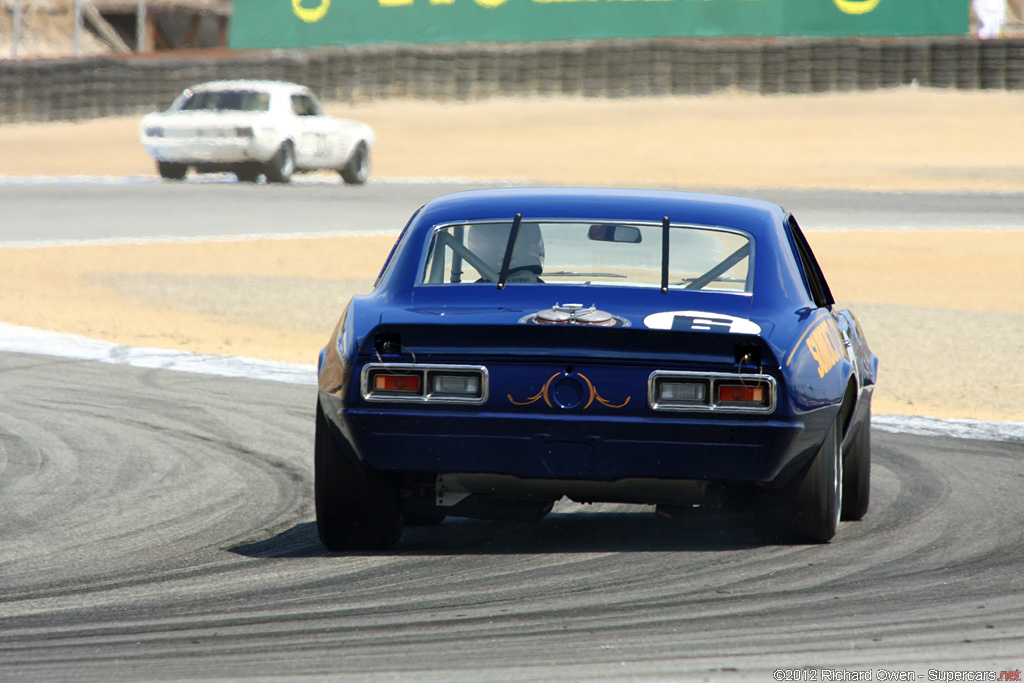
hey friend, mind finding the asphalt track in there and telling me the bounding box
[2,181,1024,682]
[4,177,1024,244]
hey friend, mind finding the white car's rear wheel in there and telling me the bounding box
[157,162,187,180]
[264,142,295,184]
[235,165,260,183]
[340,142,369,185]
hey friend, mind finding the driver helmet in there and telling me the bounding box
[466,222,545,276]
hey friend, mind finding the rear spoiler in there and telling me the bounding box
[362,322,780,370]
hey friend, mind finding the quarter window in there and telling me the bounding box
[291,95,321,117]
[787,215,834,308]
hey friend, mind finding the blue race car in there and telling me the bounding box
[316,188,878,550]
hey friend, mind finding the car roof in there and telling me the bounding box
[185,80,310,95]
[412,188,787,237]
[377,188,807,311]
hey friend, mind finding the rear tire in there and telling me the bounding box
[264,142,295,184]
[841,404,871,521]
[235,166,260,183]
[339,142,369,185]
[769,413,843,544]
[157,161,187,180]
[315,400,403,551]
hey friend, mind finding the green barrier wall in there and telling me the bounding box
[231,0,968,50]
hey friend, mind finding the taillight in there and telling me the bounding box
[373,373,421,394]
[655,379,709,406]
[717,384,766,405]
[363,364,487,404]
[649,371,775,413]
[430,373,480,398]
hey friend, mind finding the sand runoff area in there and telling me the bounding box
[1,89,1023,422]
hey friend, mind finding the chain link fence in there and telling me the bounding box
[2,36,1023,123]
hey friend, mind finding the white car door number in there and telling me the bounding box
[301,131,335,164]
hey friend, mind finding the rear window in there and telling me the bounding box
[421,221,752,293]
[178,90,270,112]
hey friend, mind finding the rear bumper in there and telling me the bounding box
[142,138,273,165]
[322,394,815,486]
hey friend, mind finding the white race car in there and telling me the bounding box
[140,80,375,184]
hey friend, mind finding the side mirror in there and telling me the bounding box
[588,224,642,244]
